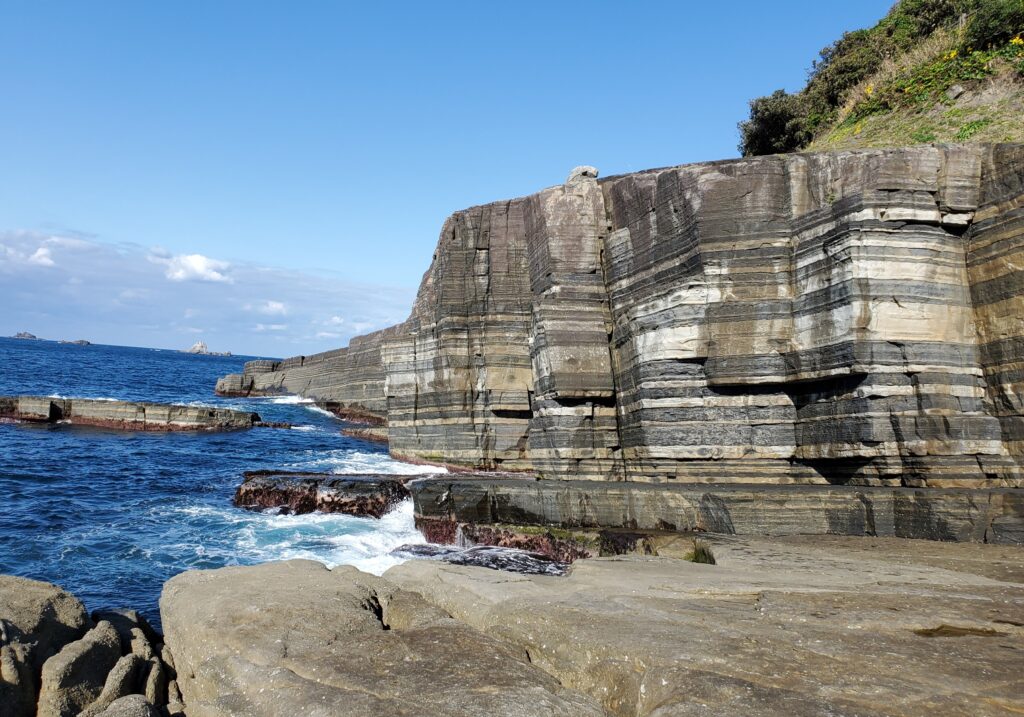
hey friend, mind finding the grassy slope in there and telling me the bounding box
[810,31,1024,149]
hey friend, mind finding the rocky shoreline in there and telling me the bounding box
[0,576,181,717]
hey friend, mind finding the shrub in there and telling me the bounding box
[687,539,716,565]
[963,0,1024,48]
[738,90,809,156]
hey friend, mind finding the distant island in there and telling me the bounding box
[12,331,40,340]
[185,340,231,357]
[58,339,91,346]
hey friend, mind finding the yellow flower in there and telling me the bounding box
[865,84,874,96]
[946,49,958,60]
[1011,36,1024,46]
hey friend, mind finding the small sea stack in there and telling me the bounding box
[0,396,276,432]
[233,471,411,518]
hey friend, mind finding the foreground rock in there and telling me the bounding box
[387,536,1024,716]
[0,576,89,716]
[0,396,278,431]
[410,477,1024,549]
[233,471,410,518]
[0,576,177,717]
[160,560,603,716]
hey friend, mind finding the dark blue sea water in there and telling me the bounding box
[0,338,438,628]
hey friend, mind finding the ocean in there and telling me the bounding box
[0,337,442,628]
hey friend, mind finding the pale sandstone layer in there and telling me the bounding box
[217,144,1024,488]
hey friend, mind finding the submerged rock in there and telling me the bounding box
[233,471,410,518]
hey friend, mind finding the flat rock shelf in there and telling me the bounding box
[0,396,282,431]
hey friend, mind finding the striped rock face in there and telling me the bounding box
[218,144,1024,487]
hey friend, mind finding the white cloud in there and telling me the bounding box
[150,252,232,283]
[0,230,414,355]
[258,300,288,316]
[27,247,55,266]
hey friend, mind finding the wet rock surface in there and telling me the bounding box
[0,396,270,432]
[0,576,179,717]
[160,560,604,716]
[233,471,411,518]
[392,543,569,576]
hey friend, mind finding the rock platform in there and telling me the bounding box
[0,396,274,432]
[157,536,1024,716]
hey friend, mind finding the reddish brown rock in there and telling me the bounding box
[233,471,410,518]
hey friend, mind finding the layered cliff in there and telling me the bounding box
[218,144,1024,488]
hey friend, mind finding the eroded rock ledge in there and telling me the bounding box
[409,477,1024,549]
[0,396,277,432]
[216,144,1024,489]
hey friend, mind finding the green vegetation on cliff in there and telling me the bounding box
[739,0,1024,154]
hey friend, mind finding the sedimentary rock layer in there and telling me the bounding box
[0,396,266,432]
[409,476,1024,545]
[217,144,1024,488]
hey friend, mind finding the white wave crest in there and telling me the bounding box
[288,449,447,475]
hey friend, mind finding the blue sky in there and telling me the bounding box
[0,1,892,356]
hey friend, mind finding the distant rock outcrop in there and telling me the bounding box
[12,332,39,340]
[217,144,1024,490]
[0,396,277,431]
[184,341,230,356]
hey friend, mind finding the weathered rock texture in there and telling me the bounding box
[387,536,1024,717]
[0,397,267,432]
[0,576,176,717]
[160,560,604,716]
[233,471,410,518]
[217,144,1024,488]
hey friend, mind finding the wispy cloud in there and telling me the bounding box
[0,231,413,356]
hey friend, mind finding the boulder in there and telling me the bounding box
[37,621,122,717]
[0,575,89,717]
[160,560,604,716]
[78,654,146,717]
[93,695,160,717]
